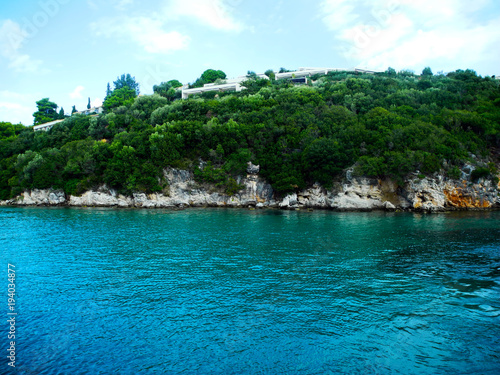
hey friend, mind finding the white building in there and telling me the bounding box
[182,74,269,99]
[354,68,380,74]
[33,105,105,131]
[33,119,65,132]
[181,67,382,99]
[74,106,104,116]
[275,67,347,80]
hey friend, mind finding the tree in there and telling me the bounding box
[87,97,91,109]
[153,82,171,96]
[102,87,136,111]
[422,67,433,77]
[33,98,58,125]
[265,69,275,80]
[246,71,258,80]
[58,107,65,119]
[153,82,180,101]
[386,67,396,77]
[303,138,351,186]
[113,74,140,95]
[167,79,183,88]
[200,69,227,84]
[0,122,15,138]
[106,83,112,98]
[72,105,77,114]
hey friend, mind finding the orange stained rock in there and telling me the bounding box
[444,189,491,208]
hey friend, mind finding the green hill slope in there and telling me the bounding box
[1,68,499,200]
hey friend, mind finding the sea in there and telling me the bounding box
[1,207,499,374]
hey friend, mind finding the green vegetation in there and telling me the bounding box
[190,69,227,88]
[103,74,140,111]
[153,80,183,102]
[33,98,65,125]
[1,68,499,200]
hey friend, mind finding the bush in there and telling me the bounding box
[471,167,490,182]
[447,166,461,180]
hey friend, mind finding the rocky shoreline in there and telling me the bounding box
[1,165,499,212]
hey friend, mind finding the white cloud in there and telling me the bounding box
[70,86,85,99]
[320,0,359,31]
[87,0,134,10]
[0,102,23,110]
[320,0,500,73]
[361,17,500,72]
[0,19,43,73]
[90,0,244,54]
[114,0,134,9]
[165,0,245,32]
[91,16,190,54]
[0,91,37,125]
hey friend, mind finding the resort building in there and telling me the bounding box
[33,119,65,132]
[34,106,105,131]
[181,74,269,99]
[274,67,347,80]
[74,106,104,116]
[354,68,379,74]
[180,67,382,99]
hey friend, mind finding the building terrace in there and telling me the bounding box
[181,67,381,99]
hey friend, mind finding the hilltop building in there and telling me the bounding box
[181,67,381,99]
[74,106,104,116]
[181,74,269,99]
[33,106,104,131]
[33,119,65,132]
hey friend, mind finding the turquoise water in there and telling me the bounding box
[1,207,499,374]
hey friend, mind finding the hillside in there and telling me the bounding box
[1,68,499,207]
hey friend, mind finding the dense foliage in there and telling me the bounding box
[33,98,65,125]
[190,69,228,88]
[1,68,499,200]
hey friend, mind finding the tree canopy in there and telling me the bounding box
[153,81,182,101]
[102,87,136,111]
[201,69,227,84]
[33,98,59,125]
[167,79,183,88]
[191,69,227,88]
[2,67,499,200]
[113,74,140,95]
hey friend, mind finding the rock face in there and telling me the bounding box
[12,189,67,206]
[403,174,499,211]
[2,167,499,212]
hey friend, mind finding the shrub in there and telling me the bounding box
[471,167,490,182]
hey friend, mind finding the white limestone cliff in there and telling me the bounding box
[2,165,499,212]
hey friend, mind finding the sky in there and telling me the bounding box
[1,0,499,126]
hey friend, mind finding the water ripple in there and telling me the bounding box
[1,208,499,374]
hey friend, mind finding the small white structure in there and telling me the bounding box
[354,68,380,74]
[275,67,347,80]
[75,106,104,116]
[33,119,64,132]
[182,82,245,99]
[181,67,382,99]
[182,74,269,99]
